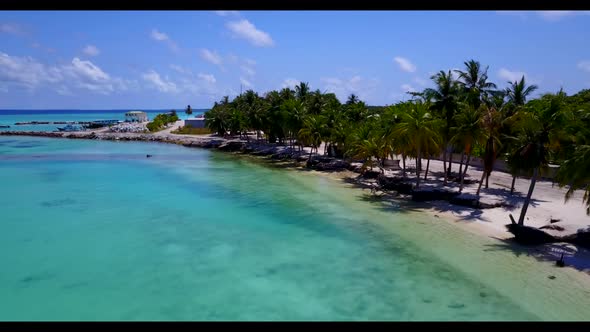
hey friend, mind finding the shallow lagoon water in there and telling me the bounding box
[1,136,589,321]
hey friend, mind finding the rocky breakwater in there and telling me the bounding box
[108,122,148,133]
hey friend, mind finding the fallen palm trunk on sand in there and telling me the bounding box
[506,214,590,249]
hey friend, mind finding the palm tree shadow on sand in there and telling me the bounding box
[484,236,590,275]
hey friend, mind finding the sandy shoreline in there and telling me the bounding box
[2,129,590,276]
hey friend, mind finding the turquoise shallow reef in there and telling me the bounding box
[0,136,589,321]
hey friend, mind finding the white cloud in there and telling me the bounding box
[199,48,222,66]
[69,57,110,81]
[150,29,169,41]
[169,64,192,75]
[197,73,216,84]
[498,68,527,83]
[578,60,590,73]
[0,23,26,36]
[150,29,179,53]
[281,78,300,89]
[497,11,590,22]
[536,11,579,21]
[0,52,127,95]
[401,84,416,93]
[322,75,378,102]
[63,58,119,94]
[0,52,61,89]
[82,45,100,57]
[142,70,178,93]
[240,77,253,89]
[226,19,274,47]
[393,56,416,73]
[214,11,240,17]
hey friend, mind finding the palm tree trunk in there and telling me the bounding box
[442,145,448,185]
[415,148,421,188]
[485,173,490,189]
[458,151,465,180]
[476,168,486,196]
[459,153,471,193]
[518,167,539,225]
[402,154,407,178]
[462,154,471,180]
[446,146,453,176]
[510,175,517,195]
[424,156,430,180]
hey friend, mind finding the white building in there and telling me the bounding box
[185,115,205,128]
[125,111,148,122]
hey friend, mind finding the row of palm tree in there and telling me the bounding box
[203,59,590,224]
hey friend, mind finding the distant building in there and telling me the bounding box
[185,115,205,128]
[125,111,148,122]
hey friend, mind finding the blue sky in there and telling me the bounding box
[0,10,589,109]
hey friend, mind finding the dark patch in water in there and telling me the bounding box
[422,298,433,304]
[10,140,45,149]
[20,272,55,284]
[40,198,77,208]
[479,292,487,298]
[0,139,18,145]
[448,302,465,309]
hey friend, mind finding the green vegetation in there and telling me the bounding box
[203,60,590,220]
[146,113,179,132]
[172,125,211,135]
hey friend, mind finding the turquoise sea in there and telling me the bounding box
[1,136,589,321]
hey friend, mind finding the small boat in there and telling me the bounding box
[57,124,82,132]
[0,125,10,128]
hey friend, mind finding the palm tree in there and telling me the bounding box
[451,103,486,192]
[422,70,461,185]
[476,97,505,196]
[295,82,310,102]
[298,114,326,161]
[555,108,590,215]
[455,59,498,108]
[392,101,441,188]
[506,76,538,107]
[204,96,231,136]
[346,93,360,105]
[508,91,568,225]
[281,98,306,150]
[555,144,590,215]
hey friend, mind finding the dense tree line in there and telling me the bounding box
[204,59,590,222]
